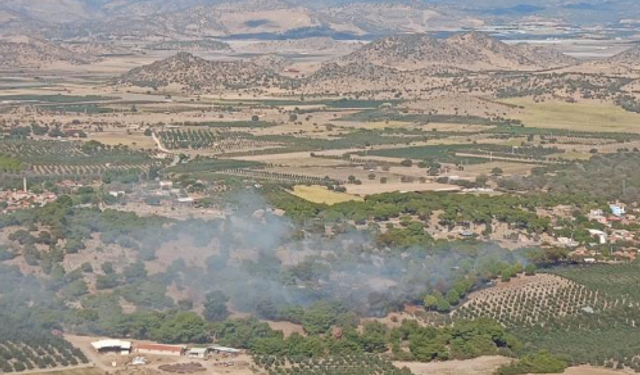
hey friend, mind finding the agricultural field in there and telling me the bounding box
[86,131,157,149]
[454,274,615,327]
[254,355,413,375]
[551,263,640,306]
[0,325,88,373]
[0,140,162,178]
[455,264,640,371]
[157,129,284,155]
[165,157,264,174]
[500,99,640,133]
[291,185,364,205]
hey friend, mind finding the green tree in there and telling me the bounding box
[424,295,439,310]
[476,174,489,187]
[525,263,537,276]
[445,290,461,305]
[152,312,207,344]
[302,302,341,335]
[203,291,230,323]
[400,159,413,167]
[497,351,568,375]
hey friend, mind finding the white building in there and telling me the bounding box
[209,345,241,355]
[91,340,132,355]
[588,229,608,245]
[187,348,208,359]
[610,204,626,218]
[136,344,185,357]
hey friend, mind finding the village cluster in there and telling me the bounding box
[3,176,640,266]
[0,178,208,215]
[559,203,640,262]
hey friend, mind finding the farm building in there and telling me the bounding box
[136,344,186,357]
[91,340,132,355]
[187,348,208,359]
[209,345,241,355]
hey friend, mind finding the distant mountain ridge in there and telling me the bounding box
[0,0,478,39]
[114,32,585,97]
[0,35,93,69]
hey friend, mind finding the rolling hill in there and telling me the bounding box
[338,31,577,71]
[602,45,640,68]
[115,52,294,91]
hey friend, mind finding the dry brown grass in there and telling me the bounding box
[87,132,157,149]
[291,185,363,205]
[394,356,511,375]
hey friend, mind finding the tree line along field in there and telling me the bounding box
[338,108,520,127]
[359,143,565,165]
[165,157,264,174]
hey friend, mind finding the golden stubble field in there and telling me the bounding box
[501,98,640,133]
